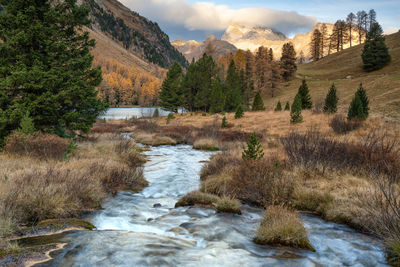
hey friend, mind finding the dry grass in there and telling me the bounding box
[254,206,314,251]
[215,197,241,215]
[132,132,177,146]
[0,133,147,248]
[193,138,220,151]
[175,191,219,208]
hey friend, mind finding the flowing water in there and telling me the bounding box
[33,145,388,267]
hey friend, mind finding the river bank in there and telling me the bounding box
[0,133,148,266]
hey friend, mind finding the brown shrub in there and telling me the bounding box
[200,152,240,180]
[330,114,362,134]
[5,132,70,159]
[161,126,194,144]
[132,119,160,133]
[91,123,127,133]
[281,129,400,180]
[230,158,295,206]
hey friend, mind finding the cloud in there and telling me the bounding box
[119,0,316,40]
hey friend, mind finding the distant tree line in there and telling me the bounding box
[159,43,297,112]
[310,9,378,61]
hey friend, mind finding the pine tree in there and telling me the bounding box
[323,84,339,114]
[225,60,242,112]
[291,94,303,124]
[209,78,225,113]
[284,101,290,111]
[310,29,322,61]
[275,101,282,111]
[235,105,244,119]
[153,108,160,118]
[19,112,35,135]
[297,80,313,109]
[348,94,366,120]
[362,22,391,71]
[280,43,297,81]
[159,62,183,112]
[242,132,264,160]
[252,91,265,111]
[221,116,227,128]
[355,84,370,118]
[0,0,107,144]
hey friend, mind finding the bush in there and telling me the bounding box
[215,197,241,215]
[281,129,400,179]
[284,101,290,111]
[153,108,160,118]
[166,113,175,124]
[19,112,35,135]
[5,132,70,159]
[254,206,314,250]
[200,152,240,180]
[330,114,362,134]
[230,159,295,206]
[175,191,219,207]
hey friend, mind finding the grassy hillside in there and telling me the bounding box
[263,31,400,121]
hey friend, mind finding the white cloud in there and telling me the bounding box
[120,0,316,38]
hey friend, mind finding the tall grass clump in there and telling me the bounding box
[254,206,314,250]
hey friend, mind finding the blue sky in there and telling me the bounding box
[121,0,400,41]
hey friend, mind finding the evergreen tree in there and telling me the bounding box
[19,112,35,135]
[159,62,183,112]
[280,43,297,81]
[323,84,339,114]
[355,84,370,118]
[362,22,391,71]
[348,94,366,120]
[0,0,107,144]
[221,116,227,128]
[209,78,225,113]
[224,60,242,111]
[242,132,264,160]
[153,108,160,118]
[275,101,282,111]
[235,105,244,119]
[291,94,303,124]
[297,80,313,109]
[252,91,265,111]
[194,54,217,111]
[284,101,290,111]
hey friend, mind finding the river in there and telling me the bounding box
[33,144,388,267]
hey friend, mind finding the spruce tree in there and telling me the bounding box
[209,78,225,113]
[159,62,183,112]
[291,94,303,124]
[252,91,265,111]
[221,116,227,128]
[19,112,35,135]
[0,0,107,144]
[362,22,391,71]
[224,60,242,112]
[323,84,339,114]
[153,108,160,118]
[235,105,244,119]
[242,132,264,160]
[348,94,366,120]
[355,84,369,118]
[284,101,290,111]
[275,101,282,111]
[297,80,313,109]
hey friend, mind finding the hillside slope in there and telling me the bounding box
[262,31,400,121]
[87,0,187,68]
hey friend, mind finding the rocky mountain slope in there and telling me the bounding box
[172,36,237,61]
[86,0,187,68]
